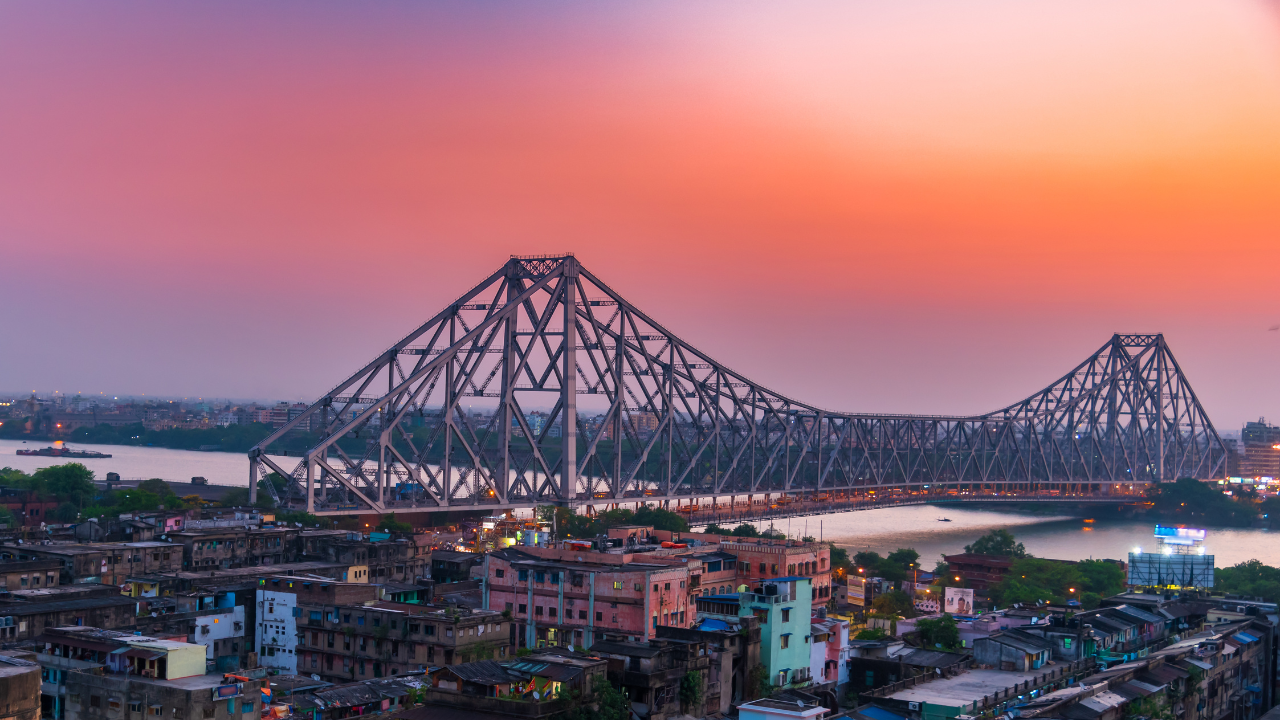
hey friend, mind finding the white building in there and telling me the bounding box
[195,605,245,671]
[256,587,298,674]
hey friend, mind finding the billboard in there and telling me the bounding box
[944,587,974,615]
[1153,526,1206,546]
[1128,552,1214,589]
[847,577,866,606]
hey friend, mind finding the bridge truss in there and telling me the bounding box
[249,255,1226,515]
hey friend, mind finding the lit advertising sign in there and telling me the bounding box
[1154,525,1206,545]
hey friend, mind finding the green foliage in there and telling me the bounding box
[51,502,79,523]
[965,529,1027,557]
[746,664,771,700]
[678,671,704,711]
[703,523,731,535]
[377,513,413,533]
[220,487,251,507]
[37,464,96,506]
[732,523,760,537]
[631,506,689,532]
[915,613,962,651]
[561,677,628,720]
[115,489,162,513]
[0,504,15,527]
[871,590,914,617]
[1215,560,1280,604]
[991,557,1123,607]
[829,544,852,574]
[1146,477,1257,527]
[1077,560,1126,596]
[851,549,920,583]
[855,627,888,640]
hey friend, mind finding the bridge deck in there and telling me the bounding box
[290,489,1150,518]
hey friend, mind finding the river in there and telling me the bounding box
[3,438,1276,566]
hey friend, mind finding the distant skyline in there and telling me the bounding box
[3,2,1280,431]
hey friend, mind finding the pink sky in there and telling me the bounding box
[2,1,1280,430]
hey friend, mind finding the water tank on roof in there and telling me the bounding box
[765,584,778,596]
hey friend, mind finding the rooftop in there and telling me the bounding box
[886,669,1049,707]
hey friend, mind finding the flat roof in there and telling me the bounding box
[886,669,1046,707]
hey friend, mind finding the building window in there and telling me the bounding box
[664,582,670,591]
[781,609,790,622]
[548,608,557,618]
[150,706,162,716]
[535,572,545,583]
[519,570,528,581]
[771,564,778,575]
[596,611,603,622]
[759,563,766,573]
[613,581,622,590]
[90,696,101,709]
[518,604,527,615]
[550,572,560,583]
[496,569,505,578]
[634,583,642,591]
[579,610,588,620]
[780,635,790,649]
[535,607,543,616]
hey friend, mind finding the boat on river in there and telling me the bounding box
[16,440,112,459]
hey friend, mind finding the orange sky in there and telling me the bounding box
[2,1,1279,430]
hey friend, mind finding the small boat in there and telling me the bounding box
[937,517,952,522]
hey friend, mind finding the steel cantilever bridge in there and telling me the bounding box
[248,255,1226,518]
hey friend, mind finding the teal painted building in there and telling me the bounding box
[696,577,814,689]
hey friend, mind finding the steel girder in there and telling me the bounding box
[248,255,1227,514]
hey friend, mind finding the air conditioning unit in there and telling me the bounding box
[909,703,920,711]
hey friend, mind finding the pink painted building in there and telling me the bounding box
[483,546,695,650]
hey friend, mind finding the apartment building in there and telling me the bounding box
[168,526,300,570]
[4,543,182,585]
[484,546,695,650]
[257,575,510,684]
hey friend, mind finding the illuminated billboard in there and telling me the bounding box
[1153,525,1206,545]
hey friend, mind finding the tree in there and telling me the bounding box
[220,487,250,506]
[678,671,704,712]
[853,551,884,575]
[0,505,15,528]
[992,557,1083,606]
[35,463,96,507]
[704,523,731,535]
[51,502,79,523]
[855,627,888,640]
[377,513,413,534]
[1215,560,1280,604]
[1146,477,1257,527]
[829,544,852,575]
[115,489,161,514]
[965,529,1027,558]
[732,524,761,537]
[871,590,913,617]
[631,507,689,532]
[887,548,922,574]
[1077,560,1125,597]
[915,614,962,651]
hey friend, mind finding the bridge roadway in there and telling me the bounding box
[294,485,1152,519]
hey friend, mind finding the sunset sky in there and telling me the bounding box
[3,1,1280,431]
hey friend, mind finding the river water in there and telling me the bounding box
[3,438,1276,566]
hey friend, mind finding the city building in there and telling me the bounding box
[0,651,41,720]
[699,577,815,690]
[484,546,695,649]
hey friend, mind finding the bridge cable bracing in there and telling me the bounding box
[248,255,1226,516]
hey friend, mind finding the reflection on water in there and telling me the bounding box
[733,504,1279,568]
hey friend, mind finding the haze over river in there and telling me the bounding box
[4,438,1276,567]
